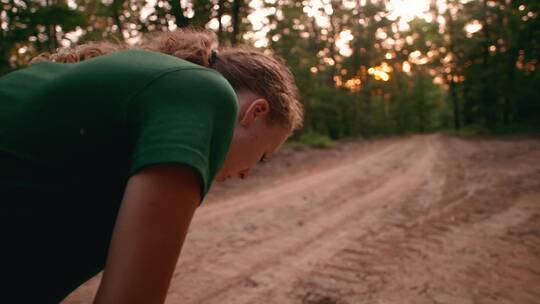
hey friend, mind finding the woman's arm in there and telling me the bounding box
[94,164,201,304]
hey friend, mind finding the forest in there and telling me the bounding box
[1,0,539,141]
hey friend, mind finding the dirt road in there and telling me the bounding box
[65,135,540,304]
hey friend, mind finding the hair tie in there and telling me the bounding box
[209,49,218,67]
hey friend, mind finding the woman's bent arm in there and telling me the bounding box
[94,164,201,304]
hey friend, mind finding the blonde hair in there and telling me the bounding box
[32,28,303,130]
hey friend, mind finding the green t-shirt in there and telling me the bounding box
[0,49,237,197]
[0,49,237,302]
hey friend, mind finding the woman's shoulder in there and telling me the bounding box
[85,49,232,93]
[89,49,206,72]
[131,60,238,112]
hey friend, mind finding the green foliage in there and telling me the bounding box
[291,132,334,149]
[1,0,539,137]
[441,125,491,137]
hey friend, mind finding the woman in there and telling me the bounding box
[1,28,303,303]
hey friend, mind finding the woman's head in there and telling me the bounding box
[140,29,304,181]
[215,90,293,182]
[33,28,304,181]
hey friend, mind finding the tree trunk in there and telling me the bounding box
[170,0,190,28]
[231,0,241,45]
[217,0,225,43]
[45,0,57,52]
[327,4,338,86]
[417,74,426,133]
[0,30,10,74]
[502,0,515,125]
[445,0,461,130]
[449,78,461,130]
[112,0,125,41]
[462,79,474,126]
[480,0,496,128]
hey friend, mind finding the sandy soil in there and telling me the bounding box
[64,135,540,304]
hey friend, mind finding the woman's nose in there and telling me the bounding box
[238,169,250,179]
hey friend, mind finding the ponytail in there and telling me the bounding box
[140,28,217,67]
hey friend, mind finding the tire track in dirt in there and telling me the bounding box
[290,136,540,304]
[165,136,439,304]
[240,137,445,304]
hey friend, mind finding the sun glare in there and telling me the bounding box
[387,0,431,30]
[336,29,354,57]
[368,62,393,82]
[387,0,430,21]
[464,20,483,37]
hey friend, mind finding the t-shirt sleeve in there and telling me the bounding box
[126,68,238,199]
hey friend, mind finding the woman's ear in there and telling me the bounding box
[239,99,270,126]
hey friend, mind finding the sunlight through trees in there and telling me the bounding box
[1,0,539,136]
